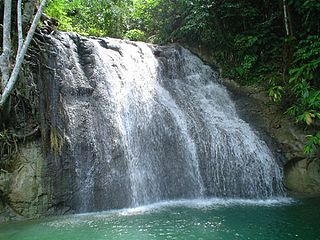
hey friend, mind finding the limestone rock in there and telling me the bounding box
[285,159,320,193]
[0,141,48,222]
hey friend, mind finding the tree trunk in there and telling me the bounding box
[17,0,24,56]
[0,0,47,108]
[0,0,12,90]
[283,0,293,37]
[282,0,294,83]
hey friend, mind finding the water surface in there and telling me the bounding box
[1,197,319,240]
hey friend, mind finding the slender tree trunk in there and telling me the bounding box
[0,0,47,108]
[282,0,293,37]
[282,0,294,83]
[17,0,24,56]
[0,0,12,90]
[283,0,290,36]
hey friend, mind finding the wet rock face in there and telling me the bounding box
[222,80,320,193]
[39,31,285,216]
[186,46,320,194]
[0,142,47,222]
[221,79,306,162]
[221,79,320,193]
[187,46,306,158]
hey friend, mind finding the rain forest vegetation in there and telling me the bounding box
[0,0,319,159]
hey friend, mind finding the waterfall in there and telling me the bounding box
[42,32,284,213]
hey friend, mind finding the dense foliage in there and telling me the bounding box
[45,0,131,37]
[44,0,319,157]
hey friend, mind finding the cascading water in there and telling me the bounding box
[42,32,284,213]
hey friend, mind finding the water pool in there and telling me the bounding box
[1,197,319,240]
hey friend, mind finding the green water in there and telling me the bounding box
[1,197,319,240]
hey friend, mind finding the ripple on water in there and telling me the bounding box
[1,197,319,240]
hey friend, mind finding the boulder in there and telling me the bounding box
[0,141,48,222]
[285,159,320,193]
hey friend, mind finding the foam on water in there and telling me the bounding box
[117,197,295,215]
